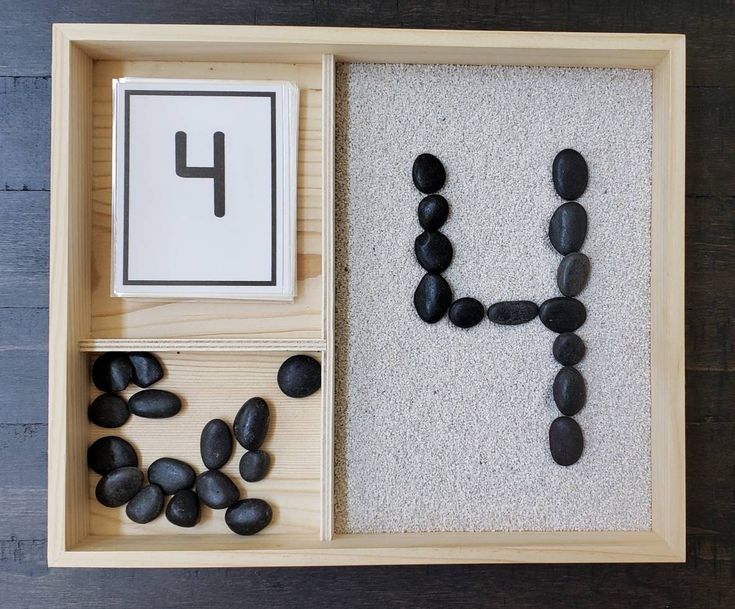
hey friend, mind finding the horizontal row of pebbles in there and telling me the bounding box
[411,154,540,329]
[87,353,322,535]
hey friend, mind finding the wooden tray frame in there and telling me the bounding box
[49,24,685,567]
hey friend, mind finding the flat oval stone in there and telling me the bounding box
[125,484,164,524]
[195,470,240,509]
[552,332,586,366]
[200,418,233,470]
[225,498,273,536]
[448,297,485,328]
[413,273,452,323]
[128,389,181,419]
[487,301,538,325]
[553,366,586,416]
[277,354,321,398]
[557,252,590,297]
[166,489,200,528]
[539,297,587,333]
[549,201,587,255]
[88,393,129,428]
[233,397,270,450]
[549,416,584,466]
[239,450,271,482]
[92,352,132,392]
[414,231,453,273]
[95,466,143,508]
[417,194,449,230]
[412,153,446,194]
[128,352,164,388]
[87,436,138,475]
[148,458,196,495]
[552,148,589,200]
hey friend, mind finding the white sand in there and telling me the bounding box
[334,63,652,533]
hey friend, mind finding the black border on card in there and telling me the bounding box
[122,89,278,287]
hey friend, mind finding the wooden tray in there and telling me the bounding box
[49,24,685,567]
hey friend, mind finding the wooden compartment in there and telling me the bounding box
[49,24,685,566]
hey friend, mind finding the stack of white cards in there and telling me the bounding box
[111,78,299,300]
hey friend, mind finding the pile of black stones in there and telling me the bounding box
[87,351,322,534]
[411,149,591,467]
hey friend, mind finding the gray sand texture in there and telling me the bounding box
[334,63,653,533]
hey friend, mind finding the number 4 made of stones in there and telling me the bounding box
[411,149,590,467]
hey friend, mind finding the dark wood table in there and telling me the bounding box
[1,1,732,606]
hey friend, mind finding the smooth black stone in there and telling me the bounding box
[448,297,485,328]
[413,272,452,324]
[417,194,449,230]
[200,418,233,470]
[87,436,138,475]
[95,466,143,508]
[239,450,271,483]
[125,484,164,524]
[557,252,591,297]
[128,389,181,419]
[277,354,321,398]
[548,201,587,255]
[225,498,273,536]
[166,489,200,528]
[487,301,538,325]
[414,230,453,273]
[92,352,133,392]
[553,366,587,416]
[412,153,446,194]
[538,297,587,333]
[233,397,270,450]
[128,352,164,388]
[88,393,129,428]
[552,148,589,201]
[147,458,196,495]
[553,333,586,366]
[549,416,584,466]
[195,470,240,509]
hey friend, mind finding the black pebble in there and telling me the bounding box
[553,332,586,366]
[557,252,591,297]
[549,201,588,255]
[553,366,586,416]
[448,297,485,328]
[195,470,240,509]
[166,489,200,528]
[487,301,538,325]
[552,148,589,201]
[414,231,453,273]
[413,273,452,323]
[539,297,587,333]
[277,354,321,398]
[233,397,270,450]
[225,498,273,536]
[148,457,196,495]
[88,393,129,428]
[92,352,133,392]
[412,153,446,194]
[95,466,143,508]
[87,436,138,475]
[128,352,164,388]
[417,194,449,230]
[128,389,181,418]
[200,418,233,470]
[125,484,165,523]
[549,416,584,466]
[239,450,271,482]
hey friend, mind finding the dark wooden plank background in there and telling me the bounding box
[0,1,732,606]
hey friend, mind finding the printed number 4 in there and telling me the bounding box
[175,131,226,218]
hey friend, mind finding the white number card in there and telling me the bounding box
[111,78,299,299]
